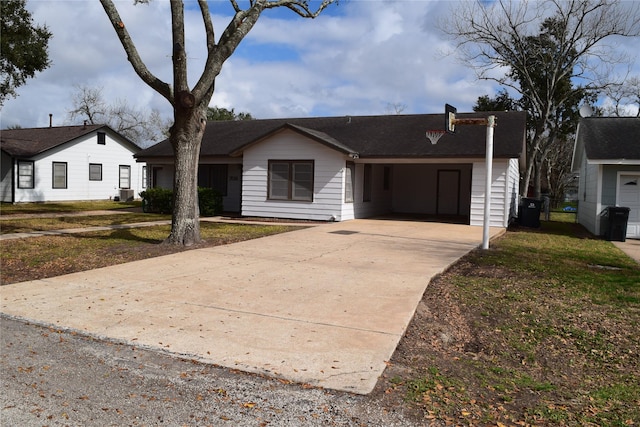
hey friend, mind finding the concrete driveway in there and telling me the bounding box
[1,219,504,394]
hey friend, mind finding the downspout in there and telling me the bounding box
[11,157,16,203]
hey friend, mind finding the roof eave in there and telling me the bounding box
[587,159,640,165]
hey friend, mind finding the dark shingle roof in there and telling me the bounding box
[1,124,139,157]
[137,111,527,160]
[577,117,640,160]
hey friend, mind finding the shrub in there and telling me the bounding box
[198,187,223,217]
[140,187,223,217]
[140,188,173,214]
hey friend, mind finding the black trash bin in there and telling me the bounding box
[605,206,630,242]
[519,198,542,228]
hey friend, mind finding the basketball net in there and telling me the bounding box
[426,130,445,145]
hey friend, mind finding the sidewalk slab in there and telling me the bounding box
[612,239,640,264]
[1,219,504,394]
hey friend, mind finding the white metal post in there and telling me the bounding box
[482,115,496,250]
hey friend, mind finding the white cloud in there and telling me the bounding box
[2,0,638,131]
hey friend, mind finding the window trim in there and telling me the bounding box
[17,160,34,189]
[119,165,131,189]
[52,162,68,189]
[142,166,147,188]
[345,161,355,203]
[89,163,103,181]
[267,160,314,202]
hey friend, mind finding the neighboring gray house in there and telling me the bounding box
[1,124,145,203]
[572,117,640,239]
[136,112,527,227]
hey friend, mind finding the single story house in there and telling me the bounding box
[1,124,146,203]
[136,111,527,227]
[572,117,640,239]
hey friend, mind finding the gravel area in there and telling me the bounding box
[1,316,421,427]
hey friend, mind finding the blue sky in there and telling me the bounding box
[1,0,638,129]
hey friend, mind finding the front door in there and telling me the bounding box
[618,173,640,238]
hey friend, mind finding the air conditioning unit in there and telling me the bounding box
[119,189,135,201]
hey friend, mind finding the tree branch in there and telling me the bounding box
[192,0,337,103]
[99,0,172,103]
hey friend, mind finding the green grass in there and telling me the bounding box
[0,200,141,215]
[395,220,640,426]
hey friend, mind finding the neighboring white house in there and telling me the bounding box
[136,112,527,227]
[1,124,145,203]
[572,117,640,239]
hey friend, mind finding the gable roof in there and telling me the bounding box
[136,111,527,160]
[230,123,359,157]
[572,117,640,170]
[1,124,140,158]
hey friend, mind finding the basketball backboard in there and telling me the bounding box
[445,104,457,134]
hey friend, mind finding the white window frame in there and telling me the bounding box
[268,160,314,202]
[52,162,67,189]
[119,165,131,189]
[17,160,34,189]
[89,163,102,181]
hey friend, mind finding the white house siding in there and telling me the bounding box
[505,158,520,225]
[241,130,346,221]
[470,160,512,227]
[352,163,393,219]
[149,163,174,189]
[1,151,12,202]
[577,157,601,235]
[12,132,143,203]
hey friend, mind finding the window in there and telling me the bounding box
[198,164,227,195]
[363,164,372,202]
[119,165,131,189]
[345,161,355,203]
[52,162,67,189]
[89,163,102,181]
[268,160,314,201]
[17,161,34,189]
[97,132,106,145]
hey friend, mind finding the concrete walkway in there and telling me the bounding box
[1,220,502,394]
[613,239,640,264]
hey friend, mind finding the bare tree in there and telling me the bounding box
[67,84,170,147]
[385,102,407,115]
[441,0,640,197]
[99,0,335,246]
[601,76,640,117]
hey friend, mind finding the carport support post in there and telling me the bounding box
[482,116,496,250]
[449,114,496,249]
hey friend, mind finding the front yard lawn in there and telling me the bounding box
[377,221,640,426]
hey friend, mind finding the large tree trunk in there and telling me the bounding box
[165,103,208,246]
[99,0,336,246]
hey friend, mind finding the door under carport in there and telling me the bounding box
[391,163,472,222]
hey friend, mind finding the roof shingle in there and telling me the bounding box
[1,124,139,157]
[137,111,527,160]
[577,117,640,160]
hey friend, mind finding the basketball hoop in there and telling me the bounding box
[426,129,446,145]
